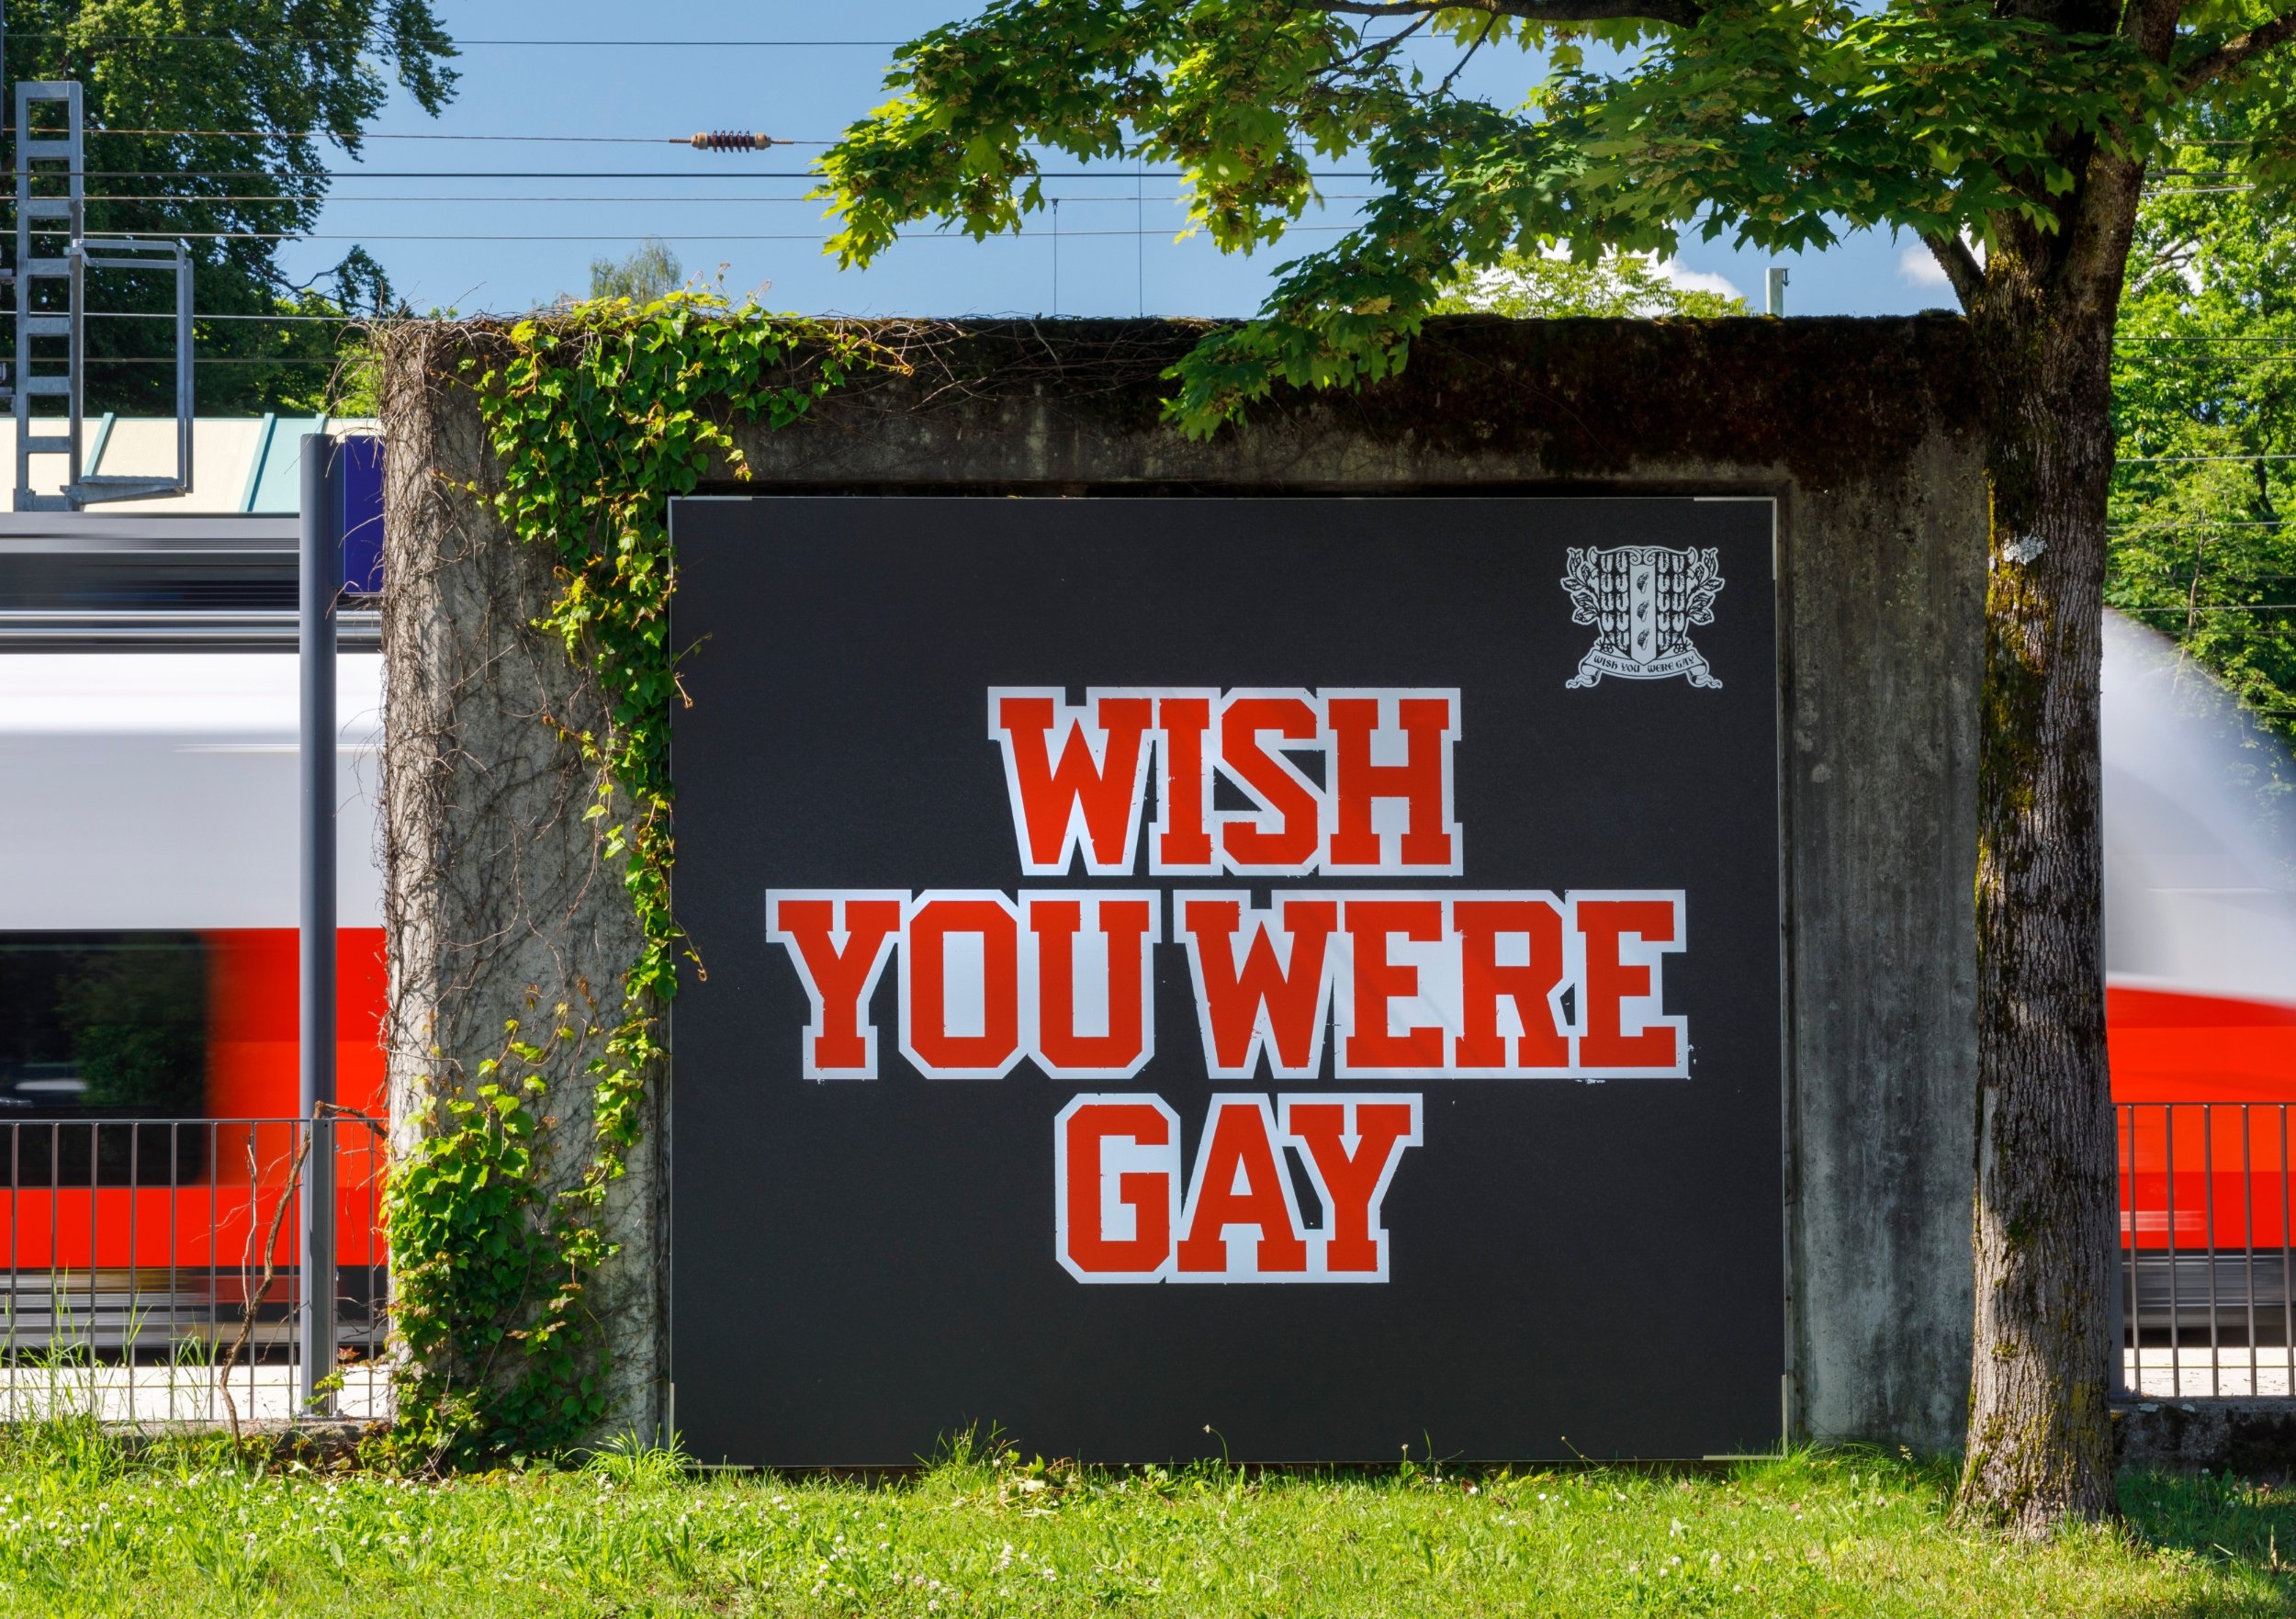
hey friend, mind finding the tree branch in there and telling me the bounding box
[1428,17,1502,101]
[2127,235,2200,297]
[2178,6,2296,94]
[1922,230,1986,310]
[1300,0,1704,30]
[1314,11,1434,84]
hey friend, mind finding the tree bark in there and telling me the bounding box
[1954,188,2136,1530]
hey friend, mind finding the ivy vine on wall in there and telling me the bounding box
[382,295,893,1457]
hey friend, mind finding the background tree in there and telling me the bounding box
[59,939,206,1116]
[1433,248,1748,316]
[589,239,684,304]
[4,0,456,413]
[818,0,2296,1531]
[2110,92,2296,843]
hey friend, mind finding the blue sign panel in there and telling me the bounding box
[339,436,386,596]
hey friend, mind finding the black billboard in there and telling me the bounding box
[670,495,1784,1465]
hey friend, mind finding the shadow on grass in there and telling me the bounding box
[2122,1469,2296,1588]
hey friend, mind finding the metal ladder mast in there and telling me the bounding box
[1,40,195,509]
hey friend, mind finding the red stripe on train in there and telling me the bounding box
[2110,984,2296,1107]
[0,928,388,1272]
[2111,984,2296,1252]
[206,928,388,1120]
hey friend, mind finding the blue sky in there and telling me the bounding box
[276,1,1956,320]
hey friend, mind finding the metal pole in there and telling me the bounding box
[1765,266,1789,317]
[174,239,192,489]
[298,433,338,1415]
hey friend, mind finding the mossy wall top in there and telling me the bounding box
[681,313,1981,492]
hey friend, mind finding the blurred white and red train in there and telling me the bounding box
[0,646,386,1303]
[0,504,387,1317]
[2101,612,2296,1332]
[0,512,2291,1324]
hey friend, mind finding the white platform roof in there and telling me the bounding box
[0,414,377,513]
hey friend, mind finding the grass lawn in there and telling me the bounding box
[0,1425,2290,1616]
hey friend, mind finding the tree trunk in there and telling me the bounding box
[1954,242,2128,1531]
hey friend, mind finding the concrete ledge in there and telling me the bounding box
[2115,1399,2296,1472]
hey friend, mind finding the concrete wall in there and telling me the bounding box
[2117,1400,2296,1472]
[381,315,1986,1450]
[378,330,665,1435]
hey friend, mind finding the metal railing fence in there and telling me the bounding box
[0,1114,388,1424]
[0,1103,2286,1416]
[2122,1101,2296,1399]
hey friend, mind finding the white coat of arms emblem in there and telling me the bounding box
[1561,545,1725,690]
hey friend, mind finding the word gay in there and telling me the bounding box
[1056,1093,1423,1282]
[765,889,1687,1081]
[990,687,1464,875]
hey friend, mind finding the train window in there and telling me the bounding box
[0,933,208,1185]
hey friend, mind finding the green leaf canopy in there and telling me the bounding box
[816,0,2296,431]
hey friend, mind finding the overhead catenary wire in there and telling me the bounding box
[10,190,2282,224]
[2054,618,2296,646]
[51,168,1387,180]
[88,311,356,321]
[9,33,911,46]
[34,123,2296,367]
[81,128,1384,153]
[10,29,1526,51]
[2117,577,2296,588]
[82,311,2296,333]
[48,191,1352,205]
[80,226,1361,242]
[2133,577,2296,585]
[85,127,827,145]
[2121,453,2296,462]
